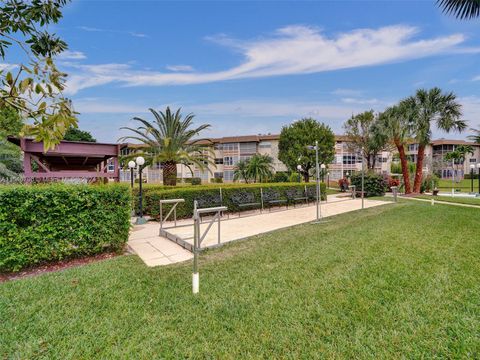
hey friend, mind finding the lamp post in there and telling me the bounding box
[297,164,302,183]
[320,163,326,203]
[361,148,365,209]
[306,141,321,221]
[327,172,330,189]
[135,156,146,225]
[470,164,475,193]
[477,163,480,194]
[128,160,136,189]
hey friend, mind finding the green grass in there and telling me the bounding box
[438,178,479,192]
[2,202,480,358]
[413,194,480,206]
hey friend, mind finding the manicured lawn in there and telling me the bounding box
[414,194,480,206]
[2,201,480,358]
[438,178,478,192]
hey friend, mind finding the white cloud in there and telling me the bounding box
[57,50,87,60]
[460,96,480,128]
[0,63,17,71]
[341,97,379,105]
[472,75,480,81]
[64,24,476,94]
[166,65,195,72]
[78,26,148,38]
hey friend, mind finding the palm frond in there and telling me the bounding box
[437,0,480,19]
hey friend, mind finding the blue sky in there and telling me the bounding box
[48,0,480,142]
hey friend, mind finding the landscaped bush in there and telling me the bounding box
[0,184,131,272]
[141,182,326,219]
[191,177,202,185]
[386,176,400,192]
[421,174,440,193]
[350,172,386,197]
[272,172,289,183]
[289,173,301,182]
[210,177,223,183]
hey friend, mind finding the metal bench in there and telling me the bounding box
[286,188,308,207]
[262,189,287,211]
[195,193,224,221]
[230,191,261,216]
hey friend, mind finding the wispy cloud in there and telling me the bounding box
[57,50,87,60]
[341,97,379,105]
[78,26,148,38]
[0,63,17,71]
[64,24,477,94]
[166,65,195,72]
[472,75,480,81]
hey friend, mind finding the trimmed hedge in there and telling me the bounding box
[140,182,326,219]
[350,172,386,197]
[0,184,131,272]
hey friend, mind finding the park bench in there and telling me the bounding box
[230,191,261,216]
[286,188,308,207]
[195,193,224,220]
[262,189,287,211]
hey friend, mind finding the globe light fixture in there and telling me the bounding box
[135,156,145,166]
[135,156,147,224]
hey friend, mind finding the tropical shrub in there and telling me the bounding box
[140,182,326,219]
[421,174,440,193]
[191,177,202,185]
[210,177,223,183]
[387,176,400,192]
[272,171,289,183]
[0,184,131,272]
[350,172,386,197]
[289,173,301,183]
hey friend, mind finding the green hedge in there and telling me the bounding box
[0,184,131,272]
[139,182,326,219]
[350,172,386,197]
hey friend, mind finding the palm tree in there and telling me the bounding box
[467,128,480,143]
[119,107,213,186]
[444,144,474,182]
[247,154,274,183]
[407,88,466,193]
[233,159,250,183]
[379,104,413,194]
[437,0,480,19]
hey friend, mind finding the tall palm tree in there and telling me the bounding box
[407,88,466,193]
[379,104,413,194]
[437,0,480,19]
[247,154,274,183]
[119,107,213,186]
[233,159,250,183]
[444,144,474,181]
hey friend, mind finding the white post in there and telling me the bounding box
[315,140,321,221]
[192,201,199,294]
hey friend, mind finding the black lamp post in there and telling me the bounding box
[470,164,475,193]
[135,156,146,225]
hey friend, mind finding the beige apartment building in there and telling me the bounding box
[120,134,480,183]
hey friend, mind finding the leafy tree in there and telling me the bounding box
[278,118,335,182]
[0,0,77,151]
[437,0,480,19]
[444,144,474,182]
[119,107,213,186]
[406,88,466,193]
[63,127,96,142]
[467,128,480,143]
[343,110,390,170]
[246,154,274,183]
[233,159,251,184]
[379,103,414,194]
[0,106,23,180]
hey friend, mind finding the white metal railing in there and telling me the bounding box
[159,199,185,232]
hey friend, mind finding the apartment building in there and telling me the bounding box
[119,134,480,183]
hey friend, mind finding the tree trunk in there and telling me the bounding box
[372,154,377,170]
[303,169,310,183]
[162,161,177,186]
[395,139,411,194]
[413,144,426,193]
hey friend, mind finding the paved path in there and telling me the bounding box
[128,195,390,267]
[399,196,480,209]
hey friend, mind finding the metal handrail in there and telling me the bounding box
[159,198,185,232]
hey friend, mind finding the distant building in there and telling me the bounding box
[119,134,480,183]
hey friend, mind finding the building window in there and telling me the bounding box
[107,162,115,172]
[240,142,257,154]
[224,156,237,166]
[223,170,234,181]
[215,158,223,165]
[240,155,252,162]
[470,158,477,163]
[214,172,223,179]
[222,143,238,151]
[343,155,357,165]
[259,141,271,148]
[408,144,419,152]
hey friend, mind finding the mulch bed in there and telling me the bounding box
[0,252,121,283]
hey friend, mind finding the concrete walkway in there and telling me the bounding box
[128,195,389,267]
[400,196,480,209]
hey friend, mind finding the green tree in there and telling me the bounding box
[278,118,335,182]
[0,0,77,151]
[63,127,96,142]
[343,110,390,170]
[379,103,414,194]
[467,128,480,143]
[246,154,274,183]
[119,107,213,186]
[437,0,480,19]
[406,88,466,193]
[233,159,251,184]
[0,106,23,180]
[444,144,474,182]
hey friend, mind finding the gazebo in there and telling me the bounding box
[8,137,125,183]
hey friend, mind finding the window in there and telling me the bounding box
[223,170,234,181]
[240,142,256,154]
[240,155,252,162]
[259,141,271,148]
[222,143,238,151]
[408,144,419,152]
[224,156,233,166]
[343,155,357,165]
[214,172,223,179]
[107,162,115,172]
[470,158,477,163]
[215,158,223,165]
